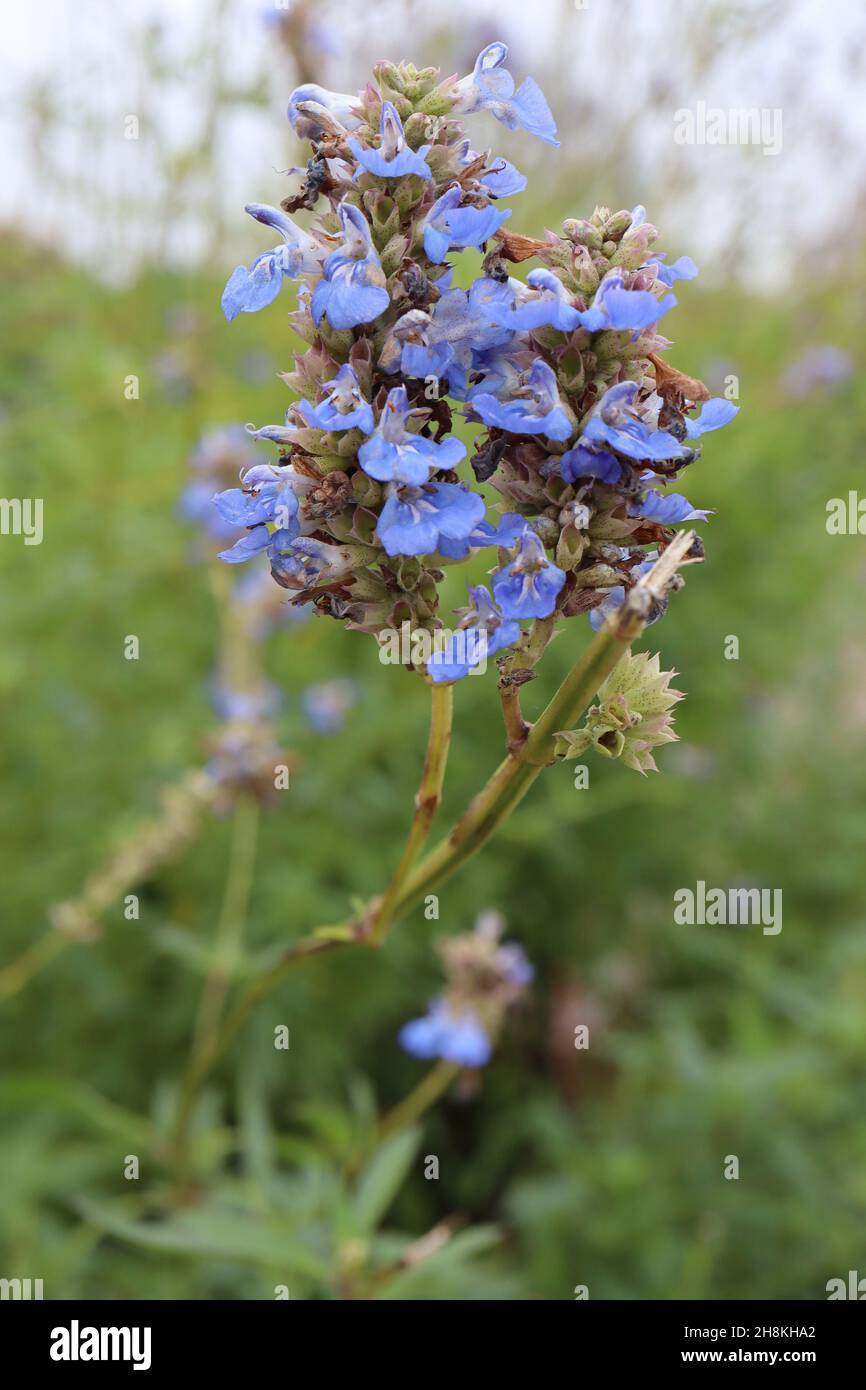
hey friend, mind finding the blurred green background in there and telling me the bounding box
[1,0,865,1301]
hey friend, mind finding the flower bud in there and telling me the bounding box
[603,209,633,240]
[562,218,603,251]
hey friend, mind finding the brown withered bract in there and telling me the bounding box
[494,227,550,262]
[649,352,711,408]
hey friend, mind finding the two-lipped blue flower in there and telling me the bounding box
[576,272,676,333]
[297,364,375,433]
[214,464,302,564]
[583,382,685,461]
[360,385,466,485]
[428,584,521,682]
[287,83,362,133]
[684,398,739,437]
[492,527,566,619]
[487,268,581,332]
[629,488,710,524]
[456,140,527,198]
[651,253,699,287]
[399,999,492,1067]
[559,442,623,485]
[376,480,484,557]
[221,204,325,320]
[472,360,572,440]
[436,509,527,560]
[452,42,559,147]
[382,278,514,398]
[422,184,511,263]
[347,101,432,180]
[311,200,390,330]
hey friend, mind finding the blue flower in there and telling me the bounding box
[270,536,357,588]
[453,42,559,147]
[471,360,573,441]
[582,382,686,461]
[422,184,511,263]
[297,364,375,433]
[393,279,515,396]
[359,385,466,485]
[217,523,298,566]
[428,584,521,682]
[376,480,484,557]
[456,140,526,197]
[311,200,390,331]
[214,464,302,563]
[684,398,739,438]
[437,509,528,560]
[492,528,566,619]
[221,204,324,320]
[651,254,699,287]
[287,83,362,133]
[559,442,623,485]
[576,272,676,333]
[629,489,710,524]
[487,268,582,332]
[302,679,356,734]
[347,101,432,179]
[399,999,492,1067]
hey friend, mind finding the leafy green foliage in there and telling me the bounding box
[1,234,864,1299]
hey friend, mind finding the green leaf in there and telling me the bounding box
[376,1225,503,1299]
[352,1127,420,1236]
[76,1197,329,1280]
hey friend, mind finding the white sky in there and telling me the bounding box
[1,0,864,289]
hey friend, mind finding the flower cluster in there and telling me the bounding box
[215,44,738,683]
[399,910,533,1067]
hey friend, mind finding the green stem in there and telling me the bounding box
[192,796,260,1056]
[368,682,453,947]
[384,616,635,915]
[379,1060,462,1139]
[172,795,260,1188]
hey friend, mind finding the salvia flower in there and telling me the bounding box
[582,381,686,461]
[399,999,492,1067]
[214,462,302,557]
[428,585,521,682]
[456,140,527,197]
[683,397,740,437]
[296,364,375,433]
[287,83,362,134]
[472,360,573,440]
[576,271,676,333]
[492,527,566,619]
[348,100,432,180]
[451,42,559,147]
[359,385,466,486]
[302,679,356,734]
[400,912,533,1067]
[311,200,390,330]
[489,268,582,332]
[221,205,324,320]
[376,481,484,557]
[422,184,511,263]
